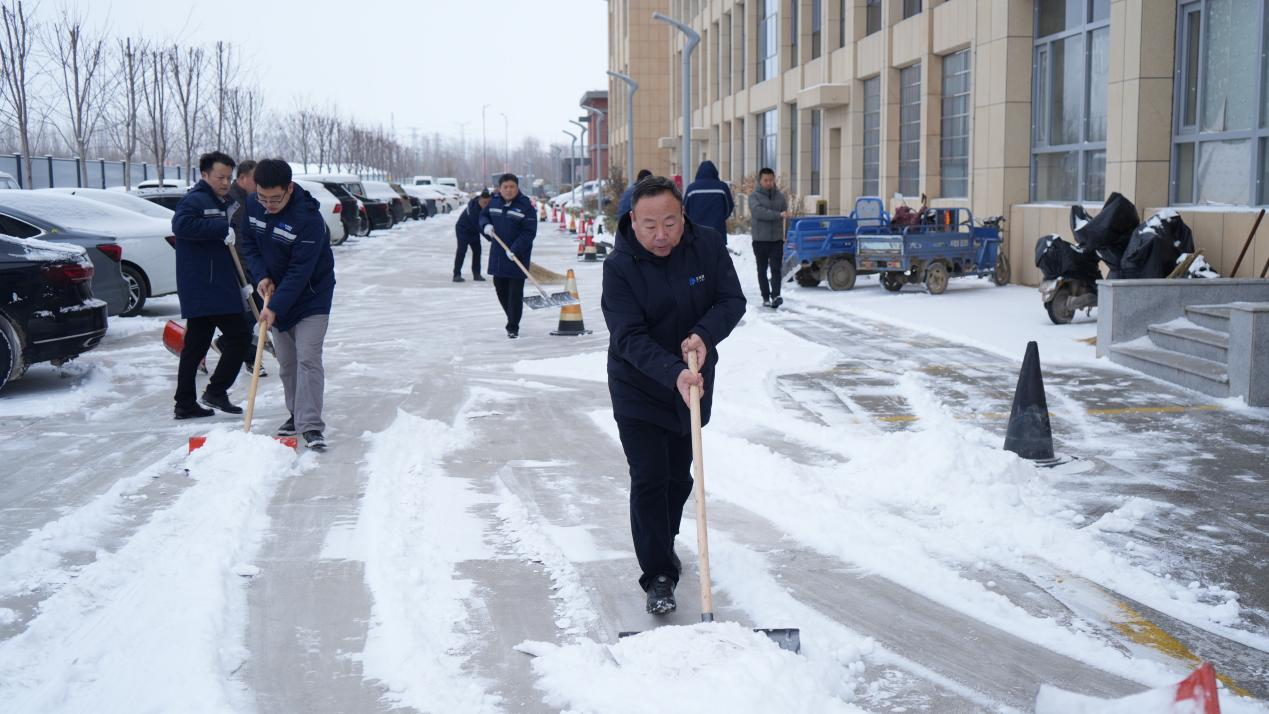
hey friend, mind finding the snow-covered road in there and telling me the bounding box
[1,213,1266,713]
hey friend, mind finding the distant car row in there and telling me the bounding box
[0,173,469,393]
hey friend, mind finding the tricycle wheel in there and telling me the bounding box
[826,260,857,292]
[925,262,949,295]
[880,272,905,292]
[991,252,1011,286]
[1046,286,1075,324]
[795,267,821,287]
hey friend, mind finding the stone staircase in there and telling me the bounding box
[1108,305,1235,399]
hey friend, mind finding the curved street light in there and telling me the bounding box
[606,70,639,186]
[653,12,699,180]
[582,105,608,221]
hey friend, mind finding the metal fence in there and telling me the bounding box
[0,154,190,189]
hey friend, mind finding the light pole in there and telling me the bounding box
[568,118,588,206]
[500,112,509,173]
[562,129,578,190]
[582,105,607,224]
[481,103,491,184]
[653,12,699,180]
[606,70,639,186]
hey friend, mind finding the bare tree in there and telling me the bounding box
[168,43,204,179]
[212,40,236,150]
[139,45,170,181]
[1,0,38,186]
[106,37,142,188]
[47,9,107,186]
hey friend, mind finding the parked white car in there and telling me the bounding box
[293,179,348,246]
[41,187,175,221]
[1,190,175,316]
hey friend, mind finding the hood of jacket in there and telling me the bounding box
[694,160,720,181]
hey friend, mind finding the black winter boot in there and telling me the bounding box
[645,575,676,614]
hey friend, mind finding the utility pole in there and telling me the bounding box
[482,103,491,184]
[563,129,578,188]
[582,105,607,222]
[568,118,587,205]
[500,112,509,173]
[653,12,699,180]
[607,70,639,186]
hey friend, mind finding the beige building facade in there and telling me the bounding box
[608,0,676,180]
[608,0,1269,286]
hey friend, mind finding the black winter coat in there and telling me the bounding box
[455,196,483,242]
[684,161,735,244]
[172,180,242,319]
[602,215,746,434]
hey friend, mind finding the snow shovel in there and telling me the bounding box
[188,294,298,453]
[620,352,802,654]
[487,229,579,310]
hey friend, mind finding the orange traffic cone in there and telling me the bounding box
[550,269,591,336]
[559,208,566,228]
[539,203,548,221]
[583,232,598,262]
[568,213,576,234]
[551,205,558,222]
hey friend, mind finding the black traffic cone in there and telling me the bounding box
[1003,341,1060,464]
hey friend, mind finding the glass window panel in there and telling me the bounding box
[899,64,922,196]
[1261,139,1269,203]
[811,110,822,195]
[1202,0,1257,133]
[1038,0,1084,39]
[840,0,847,48]
[812,0,822,59]
[1052,34,1084,145]
[1035,151,1079,201]
[941,50,971,198]
[904,0,922,19]
[790,103,798,192]
[1183,9,1201,128]
[1196,139,1251,204]
[866,0,881,35]
[1087,27,1108,142]
[1084,150,1105,202]
[1175,143,1196,204]
[863,77,881,196]
[1090,0,1109,22]
[1034,46,1050,146]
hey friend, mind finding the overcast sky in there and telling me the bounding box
[41,0,610,149]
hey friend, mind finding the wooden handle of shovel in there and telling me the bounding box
[487,229,554,301]
[243,294,270,433]
[688,351,714,621]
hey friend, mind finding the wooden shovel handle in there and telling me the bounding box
[487,229,552,301]
[688,351,714,619]
[243,294,269,433]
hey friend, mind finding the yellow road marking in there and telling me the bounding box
[1111,599,1251,697]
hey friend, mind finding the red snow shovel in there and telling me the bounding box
[162,238,273,359]
[487,229,579,310]
[620,352,802,654]
[188,294,298,453]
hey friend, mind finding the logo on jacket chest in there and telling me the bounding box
[688,274,707,287]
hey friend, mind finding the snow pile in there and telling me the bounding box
[0,430,296,713]
[357,409,502,713]
[1036,684,1190,714]
[517,622,864,714]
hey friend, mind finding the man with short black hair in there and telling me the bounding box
[227,159,257,238]
[480,173,537,338]
[238,158,336,450]
[748,167,789,308]
[171,151,251,419]
[601,175,746,615]
[617,168,653,219]
[453,189,490,282]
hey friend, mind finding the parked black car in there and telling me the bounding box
[130,187,189,211]
[389,183,423,220]
[0,234,109,391]
[356,194,394,231]
[0,202,129,315]
[316,181,366,238]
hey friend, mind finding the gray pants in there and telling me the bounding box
[271,313,329,434]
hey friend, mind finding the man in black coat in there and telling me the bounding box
[601,176,746,615]
[453,189,490,282]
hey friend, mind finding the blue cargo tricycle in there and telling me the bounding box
[781,197,891,291]
[854,209,1009,294]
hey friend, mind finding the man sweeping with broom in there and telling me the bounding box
[601,176,746,614]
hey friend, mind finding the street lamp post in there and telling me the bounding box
[606,70,639,186]
[653,12,699,180]
[562,129,578,190]
[582,105,607,224]
[482,103,491,185]
[500,112,509,173]
[568,119,588,206]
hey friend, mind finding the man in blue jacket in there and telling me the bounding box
[453,189,490,282]
[239,159,336,450]
[171,151,251,420]
[617,168,653,220]
[683,160,735,246]
[601,176,746,615]
[480,173,537,339]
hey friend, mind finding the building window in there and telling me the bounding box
[1031,0,1109,202]
[789,102,799,192]
[738,2,746,87]
[863,76,881,196]
[866,0,882,35]
[903,0,922,19]
[811,109,822,194]
[758,0,779,82]
[723,13,732,96]
[812,0,823,59]
[791,0,799,68]
[899,64,922,197]
[839,0,847,49]
[941,49,971,198]
[738,117,746,176]
[1173,0,1269,205]
[759,108,778,172]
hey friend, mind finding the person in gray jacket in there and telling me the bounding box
[747,167,789,308]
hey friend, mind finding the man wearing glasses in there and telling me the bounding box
[238,159,337,450]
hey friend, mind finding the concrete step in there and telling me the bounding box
[1108,340,1230,399]
[1147,319,1230,363]
[1184,304,1232,333]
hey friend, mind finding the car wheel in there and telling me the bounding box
[355,217,371,237]
[120,263,148,317]
[880,272,905,292]
[925,262,949,295]
[826,259,857,292]
[0,313,24,392]
[794,267,821,288]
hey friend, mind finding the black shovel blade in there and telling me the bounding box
[523,292,580,310]
[617,627,801,654]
